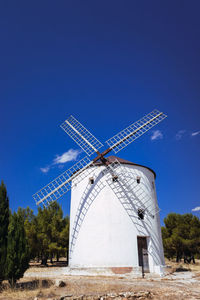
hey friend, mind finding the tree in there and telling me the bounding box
[162,213,200,262]
[59,216,70,262]
[18,207,38,260]
[6,211,30,287]
[0,181,9,283]
[36,201,66,264]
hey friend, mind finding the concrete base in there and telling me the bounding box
[24,265,167,279]
[67,266,165,277]
[153,265,166,276]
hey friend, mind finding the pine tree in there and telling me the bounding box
[6,211,30,287]
[59,216,70,262]
[0,181,9,283]
[36,201,65,264]
[18,207,38,260]
[162,213,200,261]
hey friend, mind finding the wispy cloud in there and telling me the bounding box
[40,166,50,173]
[151,130,163,141]
[175,129,200,140]
[175,130,186,140]
[192,206,200,212]
[53,149,80,164]
[40,149,80,173]
[191,131,200,137]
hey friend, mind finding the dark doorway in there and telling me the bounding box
[137,236,149,272]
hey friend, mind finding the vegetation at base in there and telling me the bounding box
[6,211,29,287]
[0,181,69,287]
[22,201,69,265]
[0,181,9,283]
[1,179,200,287]
[162,213,200,262]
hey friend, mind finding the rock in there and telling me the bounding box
[130,291,152,299]
[55,279,66,287]
[76,296,84,300]
[41,279,52,287]
[58,292,153,300]
[36,290,44,297]
[106,293,117,298]
[60,295,73,300]
[123,292,132,298]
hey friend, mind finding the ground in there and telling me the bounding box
[0,259,200,300]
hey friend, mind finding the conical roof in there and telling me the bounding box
[95,155,156,178]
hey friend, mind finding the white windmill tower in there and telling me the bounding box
[33,109,167,276]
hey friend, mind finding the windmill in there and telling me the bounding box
[33,109,167,276]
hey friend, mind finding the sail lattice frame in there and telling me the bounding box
[61,115,103,156]
[106,109,167,153]
[33,156,94,207]
[104,159,160,218]
[33,109,167,208]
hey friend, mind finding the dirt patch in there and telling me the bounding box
[164,258,200,273]
[1,259,200,300]
[1,274,200,300]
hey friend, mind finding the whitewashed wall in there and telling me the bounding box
[69,161,165,275]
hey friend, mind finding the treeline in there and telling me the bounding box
[162,213,200,262]
[0,181,69,287]
[0,181,29,286]
[23,202,69,265]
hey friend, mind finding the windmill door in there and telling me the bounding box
[137,237,149,272]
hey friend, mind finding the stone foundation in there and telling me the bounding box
[58,291,153,300]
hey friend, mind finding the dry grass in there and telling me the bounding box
[165,258,200,273]
[1,275,200,300]
[0,278,54,300]
[0,287,57,300]
[1,259,200,299]
[0,288,38,300]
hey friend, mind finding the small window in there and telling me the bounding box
[112,175,118,182]
[89,177,94,184]
[152,181,154,189]
[138,208,145,220]
[136,176,141,184]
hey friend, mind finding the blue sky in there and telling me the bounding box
[0,1,200,223]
